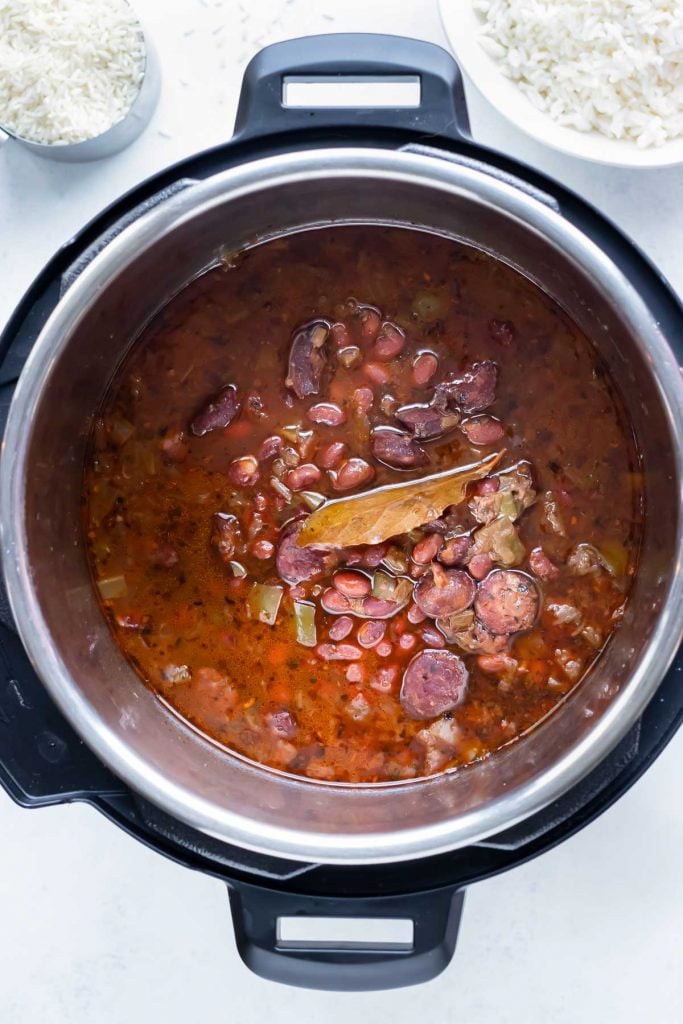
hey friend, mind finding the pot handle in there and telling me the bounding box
[233,34,470,142]
[228,881,464,991]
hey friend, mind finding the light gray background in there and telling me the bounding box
[1,1,681,1020]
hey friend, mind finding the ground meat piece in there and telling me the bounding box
[190,384,241,436]
[440,613,509,655]
[267,710,298,739]
[276,521,331,584]
[285,321,329,399]
[469,462,535,525]
[529,546,560,581]
[475,570,539,634]
[435,360,498,413]
[471,517,526,568]
[400,649,469,719]
[461,416,505,446]
[567,543,609,576]
[413,717,463,773]
[489,319,515,346]
[370,427,429,469]
[414,564,476,618]
[211,513,243,562]
[395,403,460,440]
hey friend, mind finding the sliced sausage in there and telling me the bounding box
[286,321,329,399]
[190,384,240,436]
[414,565,476,618]
[474,569,539,635]
[276,520,331,584]
[395,403,460,440]
[370,427,429,469]
[436,361,498,414]
[400,650,469,719]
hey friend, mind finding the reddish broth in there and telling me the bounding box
[84,226,642,783]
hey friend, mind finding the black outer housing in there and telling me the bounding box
[1,34,682,991]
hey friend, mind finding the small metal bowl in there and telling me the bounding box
[0,9,160,163]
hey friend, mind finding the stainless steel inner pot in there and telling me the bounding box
[3,147,683,864]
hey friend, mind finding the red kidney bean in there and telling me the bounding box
[357,620,386,648]
[317,440,347,470]
[333,570,372,599]
[191,384,241,436]
[414,565,476,618]
[376,641,393,657]
[461,416,505,446]
[473,476,500,496]
[489,318,515,346]
[410,563,429,579]
[285,463,322,491]
[359,307,381,339]
[334,458,375,491]
[373,322,406,361]
[286,321,329,399]
[352,386,374,412]
[371,427,429,469]
[400,649,469,719]
[329,615,354,641]
[396,403,461,441]
[357,543,389,568]
[321,588,352,613]
[160,429,188,463]
[317,643,362,661]
[363,362,391,385]
[468,553,493,580]
[439,535,472,566]
[371,665,399,692]
[412,352,439,386]
[412,533,444,565]
[407,603,427,624]
[307,402,347,426]
[477,653,518,674]
[362,597,399,618]
[330,322,352,348]
[436,360,498,414]
[227,456,259,487]
[529,546,560,581]
[251,539,275,560]
[475,570,540,634]
[346,663,365,683]
[420,626,446,648]
[398,632,417,651]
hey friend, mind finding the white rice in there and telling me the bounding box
[0,0,145,145]
[475,0,683,148]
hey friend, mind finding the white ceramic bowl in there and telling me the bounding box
[438,0,683,168]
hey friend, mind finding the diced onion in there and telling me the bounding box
[229,560,247,578]
[299,490,325,511]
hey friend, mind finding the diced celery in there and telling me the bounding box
[294,601,317,647]
[247,583,283,625]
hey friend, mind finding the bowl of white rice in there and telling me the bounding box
[0,0,160,161]
[438,0,683,167]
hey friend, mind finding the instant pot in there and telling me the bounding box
[1,35,682,990]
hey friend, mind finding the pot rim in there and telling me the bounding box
[3,146,683,864]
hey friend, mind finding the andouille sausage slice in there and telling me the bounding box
[474,569,539,634]
[190,384,241,436]
[276,520,332,584]
[286,320,330,399]
[414,565,476,618]
[400,649,469,719]
[370,427,429,469]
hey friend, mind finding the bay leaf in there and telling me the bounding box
[297,451,503,549]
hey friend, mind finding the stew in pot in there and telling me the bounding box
[84,226,642,783]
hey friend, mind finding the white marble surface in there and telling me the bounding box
[1,1,682,1019]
